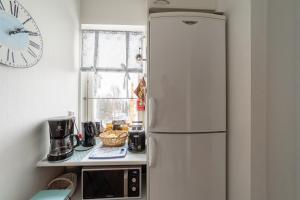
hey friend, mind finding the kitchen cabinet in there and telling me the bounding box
[148,0,225,12]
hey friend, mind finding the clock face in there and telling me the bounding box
[0,0,43,68]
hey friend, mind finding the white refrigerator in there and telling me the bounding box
[147,12,226,200]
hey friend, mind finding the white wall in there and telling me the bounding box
[249,0,298,199]
[226,0,299,199]
[267,0,297,199]
[251,0,268,199]
[0,0,80,199]
[297,0,300,199]
[81,0,147,25]
[225,0,252,200]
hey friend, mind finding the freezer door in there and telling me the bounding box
[149,15,226,132]
[148,133,226,200]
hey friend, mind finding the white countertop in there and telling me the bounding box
[37,139,147,167]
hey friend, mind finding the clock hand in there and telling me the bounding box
[9,28,38,36]
[17,30,39,36]
[8,28,23,35]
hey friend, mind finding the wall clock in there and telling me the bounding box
[0,0,43,68]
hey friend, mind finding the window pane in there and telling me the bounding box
[97,31,126,68]
[82,31,95,67]
[81,29,145,124]
[93,72,126,98]
[92,72,140,98]
[90,99,138,124]
[128,32,144,69]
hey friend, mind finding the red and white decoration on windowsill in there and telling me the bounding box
[134,77,146,111]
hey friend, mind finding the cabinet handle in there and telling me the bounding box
[154,0,170,5]
[182,21,198,25]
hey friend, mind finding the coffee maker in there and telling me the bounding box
[47,117,80,162]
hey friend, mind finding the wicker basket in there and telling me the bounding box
[47,173,77,198]
[99,130,128,147]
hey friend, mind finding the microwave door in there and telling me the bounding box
[82,169,125,199]
[82,167,141,200]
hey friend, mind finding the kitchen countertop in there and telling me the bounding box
[36,139,147,167]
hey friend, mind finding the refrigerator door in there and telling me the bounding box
[149,14,226,133]
[148,132,226,200]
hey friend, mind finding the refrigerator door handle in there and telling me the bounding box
[182,20,198,25]
[149,134,157,168]
[149,97,156,129]
[153,0,170,5]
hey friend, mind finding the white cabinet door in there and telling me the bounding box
[149,14,226,133]
[149,0,217,11]
[148,133,226,200]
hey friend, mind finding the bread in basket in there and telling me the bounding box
[99,130,128,147]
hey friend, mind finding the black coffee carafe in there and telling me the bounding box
[47,116,80,161]
[82,122,97,147]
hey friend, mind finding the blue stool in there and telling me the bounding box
[30,189,71,200]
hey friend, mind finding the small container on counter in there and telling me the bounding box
[128,121,146,153]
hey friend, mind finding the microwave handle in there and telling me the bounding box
[148,134,157,168]
[124,170,128,197]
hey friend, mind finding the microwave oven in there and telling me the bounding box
[82,166,142,200]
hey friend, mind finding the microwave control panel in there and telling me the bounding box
[128,169,141,197]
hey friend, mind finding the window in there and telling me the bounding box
[81,27,145,124]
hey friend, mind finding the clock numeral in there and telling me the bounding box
[9,1,13,15]
[9,0,18,17]
[14,3,18,17]
[21,53,28,65]
[7,49,10,61]
[29,32,39,37]
[29,40,40,50]
[27,47,37,58]
[11,51,14,63]
[23,18,32,25]
[0,0,5,11]
[6,49,15,63]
